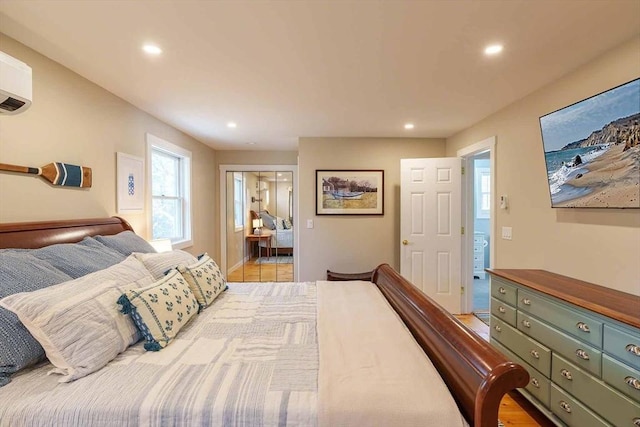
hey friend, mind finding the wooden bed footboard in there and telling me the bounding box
[372,263,529,427]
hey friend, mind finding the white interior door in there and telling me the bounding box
[400,158,462,313]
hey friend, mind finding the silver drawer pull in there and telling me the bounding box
[522,298,531,305]
[634,417,640,427]
[560,369,573,380]
[498,287,506,294]
[531,378,540,388]
[625,376,640,390]
[576,322,590,333]
[575,349,590,360]
[559,401,572,413]
[498,306,506,313]
[530,350,540,359]
[522,319,531,328]
[494,325,502,332]
[626,344,640,356]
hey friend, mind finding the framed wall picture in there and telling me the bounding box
[316,169,384,215]
[117,152,144,213]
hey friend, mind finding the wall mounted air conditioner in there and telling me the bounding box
[257,180,269,191]
[0,51,32,115]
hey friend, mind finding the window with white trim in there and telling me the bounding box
[476,167,491,219]
[233,173,244,230]
[147,133,192,248]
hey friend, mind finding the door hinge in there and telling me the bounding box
[461,226,465,235]
[461,166,465,175]
[461,286,465,295]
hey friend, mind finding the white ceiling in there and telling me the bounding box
[1,1,639,151]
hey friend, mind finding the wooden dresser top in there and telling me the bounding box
[486,269,640,330]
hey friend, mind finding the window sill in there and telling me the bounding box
[171,239,193,250]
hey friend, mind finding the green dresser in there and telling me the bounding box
[487,269,640,427]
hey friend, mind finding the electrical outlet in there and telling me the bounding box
[501,226,512,240]
[306,219,314,229]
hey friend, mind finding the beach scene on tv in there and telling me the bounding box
[539,78,640,208]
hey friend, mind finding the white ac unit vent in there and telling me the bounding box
[0,51,32,115]
[257,181,268,191]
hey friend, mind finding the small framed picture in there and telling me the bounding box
[316,170,384,215]
[116,152,144,213]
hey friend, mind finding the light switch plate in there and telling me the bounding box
[501,226,512,240]
[306,219,314,229]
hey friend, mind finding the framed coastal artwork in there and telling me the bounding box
[116,152,145,213]
[316,169,384,215]
[538,78,640,208]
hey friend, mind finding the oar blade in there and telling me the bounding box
[40,162,92,188]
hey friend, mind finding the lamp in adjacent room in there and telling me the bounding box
[252,218,263,235]
[149,238,173,253]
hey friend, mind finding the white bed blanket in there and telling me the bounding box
[317,280,468,427]
[0,281,467,426]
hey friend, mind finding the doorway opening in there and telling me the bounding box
[457,136,495,320]
[470,153,491,320]
[220,165,298,283]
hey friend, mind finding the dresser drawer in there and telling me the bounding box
[603,354,640,403]
[550,384,610,427]
[490,278,517,306]
[604,324,640,371]
[518,311,602,377]
[492,340,550,407]
[517,289,603,348]
[491,297,516,327]
[491,316,551,376]
[552,354,640,426]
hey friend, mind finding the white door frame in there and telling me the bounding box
[457,136,496,313]
[219,164,299,281]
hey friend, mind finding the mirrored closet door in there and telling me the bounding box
[225,169,294,282]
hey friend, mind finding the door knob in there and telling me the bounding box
[402,240,409,245]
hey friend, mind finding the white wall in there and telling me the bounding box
[447,36,640,295]
[0,34,218,257]
[297,137,446,281]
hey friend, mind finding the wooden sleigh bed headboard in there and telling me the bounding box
[0,216,528,426]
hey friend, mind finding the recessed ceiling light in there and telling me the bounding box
[404,123,415,130]
[246,142,255,145]
[484,44,503,55]
[142,44,162,55]
[227,122,237,128]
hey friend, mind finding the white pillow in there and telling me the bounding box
[177,253,227,309]
[118,269,199,351]
[0,255,155,383]
[134,250,198,279]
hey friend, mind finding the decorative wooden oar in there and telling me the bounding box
[0,162,92,188]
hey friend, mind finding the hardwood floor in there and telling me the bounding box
[227,256,294,282]
[457,314,555,427]
[223,267,552,426]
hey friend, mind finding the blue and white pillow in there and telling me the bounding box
[31,237,126,278]
[0,251,72,386]
[118,269,199,351]
[178,253,227,309]
[0,255,155,383]
[95,231,156,256]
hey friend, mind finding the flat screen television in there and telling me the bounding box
[539,78,639,208]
